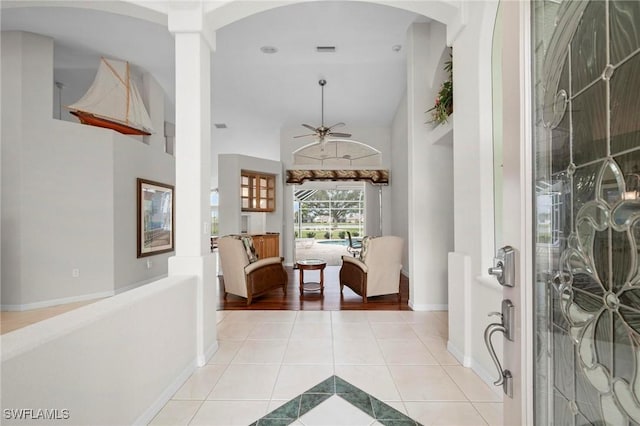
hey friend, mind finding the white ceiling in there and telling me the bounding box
[1,2,422,144]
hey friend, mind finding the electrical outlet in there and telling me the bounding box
[146,259,152,269]
[72,269,80,278]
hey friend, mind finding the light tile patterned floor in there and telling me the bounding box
[149,310,503,426]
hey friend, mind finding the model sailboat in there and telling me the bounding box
[68,58,154,136]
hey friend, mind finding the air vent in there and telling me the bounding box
[316,46,336,53]
[214,123,228,129]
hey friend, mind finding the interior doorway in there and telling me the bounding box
[293,183,365,266]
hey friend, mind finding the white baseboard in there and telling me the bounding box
[199,340,220,366]
[447,340,472,367]
[470,358,504,398]
[408,301,448,311]
[1,290,115,311]
[134,358,198,426]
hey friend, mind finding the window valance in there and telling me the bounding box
[285,169,389,185]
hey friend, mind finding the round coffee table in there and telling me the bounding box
[296,259,327,294]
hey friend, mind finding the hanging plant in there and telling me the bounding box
[426,56,453,125]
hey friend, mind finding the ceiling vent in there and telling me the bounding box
[316,46,336,53]
[214,123,228,129]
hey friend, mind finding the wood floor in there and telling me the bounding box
[217,265,411,311]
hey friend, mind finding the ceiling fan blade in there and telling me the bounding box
[328,122,345,130]
[328,132,352,138]
[302,124,317,132]
[294,133,317,138]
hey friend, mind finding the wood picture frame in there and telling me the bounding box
[137,178,174,258]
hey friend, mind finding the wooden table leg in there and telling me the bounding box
[299,268,304,294]
[320,267,325,294]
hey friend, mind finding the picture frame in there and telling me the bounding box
[137,178,175,258]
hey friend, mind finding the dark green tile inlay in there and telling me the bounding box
[254,375,423,425]
[306,375,335,394]
[262,397,300,420]
[299,393,332,417]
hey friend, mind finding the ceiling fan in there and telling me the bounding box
[294,79,352,145]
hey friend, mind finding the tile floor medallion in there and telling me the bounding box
[150,310,502,426]
[252,375,421,426]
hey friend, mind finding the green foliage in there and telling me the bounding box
[324,232,331,239]
[352,231,359,237]
[426,56,453,125]
[338,231,346,239]
[306,231,316,238]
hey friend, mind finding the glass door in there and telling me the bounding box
[532,0,640,424]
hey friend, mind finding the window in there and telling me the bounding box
[241,171,275,212]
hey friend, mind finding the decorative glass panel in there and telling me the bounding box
[611,54,640,154]
[570,0,606,94]
[610,0,640,65]
[534,0,640,424]
[572,81,607,166]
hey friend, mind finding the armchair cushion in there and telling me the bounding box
[218,235,287,304]
[341,255,368,273]
[340,236,403,303]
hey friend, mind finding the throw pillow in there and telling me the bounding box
[359,235,377,262]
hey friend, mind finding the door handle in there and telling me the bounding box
[488,246,515,287]
[483,299,514,398]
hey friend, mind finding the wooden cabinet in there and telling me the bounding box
[241,171,275,212]
[251,233,279,259]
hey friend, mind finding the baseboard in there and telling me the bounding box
[115,275,168,295]
[447,340,472,367]
[199,340,220,366]
[1,290,115,311]
[134,357,198,426]
[470,358,504,398]
[408,301,448,311]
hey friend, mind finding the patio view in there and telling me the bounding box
[294,187,364,265]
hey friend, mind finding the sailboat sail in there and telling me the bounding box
[68,58,154,135]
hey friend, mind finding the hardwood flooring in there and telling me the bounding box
[217,265,411,311]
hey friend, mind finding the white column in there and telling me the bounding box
[168,4,217,366]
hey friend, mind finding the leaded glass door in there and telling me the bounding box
[533,0,640,424]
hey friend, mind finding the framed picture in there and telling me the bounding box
[137,178,174,258]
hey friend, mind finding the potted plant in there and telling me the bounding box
[426,57,453,125]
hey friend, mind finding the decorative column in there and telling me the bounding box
[167,2,217,366]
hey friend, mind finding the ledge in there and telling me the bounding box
[428,113,453,146]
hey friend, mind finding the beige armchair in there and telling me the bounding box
[339,236,403,303]
[218,235,287,305]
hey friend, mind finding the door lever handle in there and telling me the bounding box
[488,263,504,279]
[484,322,507,386]
[482,299,515,398]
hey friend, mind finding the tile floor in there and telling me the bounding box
[149,310,503,426]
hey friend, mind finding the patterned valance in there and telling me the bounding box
[286,169,389,185]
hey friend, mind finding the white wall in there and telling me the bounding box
[391,91,409,274]
[1,31,175,308]
[406,22,455,311]
[1,276,199,426]
[448,0,503,385]
[217,154,284,244]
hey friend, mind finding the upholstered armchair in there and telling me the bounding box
[218,235,287,305]
[339,236,403,303]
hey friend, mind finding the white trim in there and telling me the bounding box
[447,340,471,367]
[203,340,219,364]
[408,301,448,311]
[0,290,115,312]
[470,357,504,399]
[133,357,198,426]
[519,1,534,424]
